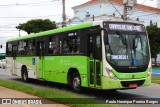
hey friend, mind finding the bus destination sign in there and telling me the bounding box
[109,24,142,31]
[104,22,146,32]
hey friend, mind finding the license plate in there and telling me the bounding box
[129,84,137,88]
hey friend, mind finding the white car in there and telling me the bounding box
[1,59,6,69]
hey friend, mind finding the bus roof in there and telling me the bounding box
[7,22,93,42]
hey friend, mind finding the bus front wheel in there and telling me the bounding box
[71,73,81,93]
[22,67,29,82]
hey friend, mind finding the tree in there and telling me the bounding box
[146,25,160,66]
[16,19,57,34]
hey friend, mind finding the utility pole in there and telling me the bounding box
[123,0,137,20]
[62,0,66,27]
[100,0,106,15]
[123,3,127,20]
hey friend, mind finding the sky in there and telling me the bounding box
[0,0,157,53]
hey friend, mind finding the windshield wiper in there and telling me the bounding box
[133,33,139,57]
[116,31,127,45]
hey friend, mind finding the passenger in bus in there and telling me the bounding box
[28,48,34,55]
[118,45,127,55]
[23,46,28,55]
[76,47,80,54]
[48,48,53,54]
[110,37,121,55]
[53,45,60,54]
[111,43,119,55]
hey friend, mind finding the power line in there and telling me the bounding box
[14,3,62,7]
[0,14,72,27]
[107,0,122,17]
[0,3,62,8]
[0,30,19,32]
[135,12,160,18]
[0,35,19,38]
[140,0,147,5]
[0,0,61,8]
[135,17,160,22]
[128,0,155,17]
[0,14,62,19]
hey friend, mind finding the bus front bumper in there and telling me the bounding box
[101,76,151,90]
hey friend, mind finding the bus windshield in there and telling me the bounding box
[105,32,149,67]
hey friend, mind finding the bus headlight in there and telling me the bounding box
[105,68,117,79]
[147,68,152,77]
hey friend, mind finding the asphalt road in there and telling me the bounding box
[1,68,160,107]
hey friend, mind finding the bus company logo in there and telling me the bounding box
[132,74,135,78]
[2,99,11,104]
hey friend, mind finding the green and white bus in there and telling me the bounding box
[6,20,151,92]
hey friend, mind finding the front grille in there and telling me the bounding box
[112,65,147,73]
[121,80,145,87]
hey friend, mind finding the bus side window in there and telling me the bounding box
[6,43,12,56]
[48,36,60,55]
[17,41,28,56]
[95,35,101,60]
[18,41,23,55]
[28,39,35,55]
[62,32,80,54]
[89,36,93,59]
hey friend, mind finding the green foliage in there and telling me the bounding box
[146,25,160,58]
[152,67,160,70]
[152,77,160,84]
[16,19,57,34]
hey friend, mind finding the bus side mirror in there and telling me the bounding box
[100,28,109,45]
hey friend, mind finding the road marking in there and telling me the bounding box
[22,104,30,107]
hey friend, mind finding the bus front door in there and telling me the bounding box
[12,45,17,75]
[88,34,102,88]
[37,42,45,79]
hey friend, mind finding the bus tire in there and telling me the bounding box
[22,67,29,82]
[71,72,81,93]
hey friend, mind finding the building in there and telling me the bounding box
[71,0,160,26]
[157,0,160,8]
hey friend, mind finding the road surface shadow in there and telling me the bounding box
[10,78,144,99]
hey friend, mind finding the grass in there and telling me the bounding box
[152,67,160,70]
[152,77,160,84]
[0,79,111,107]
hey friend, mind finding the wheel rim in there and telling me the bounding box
[22,67,27,81]
[73,76,80,90]
[23,72,27,81]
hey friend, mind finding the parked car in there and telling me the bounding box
[1,59,6,69]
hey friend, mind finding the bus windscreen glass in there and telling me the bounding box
[104,22,149,67]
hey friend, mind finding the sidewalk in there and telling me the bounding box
[152,69,160,78]
[152,69,160,74]
[0,86,69,107]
